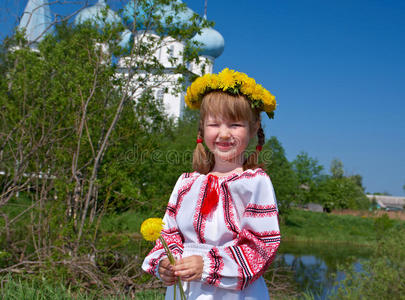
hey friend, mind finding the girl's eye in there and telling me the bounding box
[208,123,218,127]
[231,123,243,127]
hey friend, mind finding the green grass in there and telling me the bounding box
[280,209,385,246]
[0,276,164,300]
[100,210,151,233]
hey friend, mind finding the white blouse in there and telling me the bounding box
[142,168,281,299]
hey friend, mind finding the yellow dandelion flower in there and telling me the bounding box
[234,71,248,84]
[251,84,265,101]
[240,77,256,95]
[218,68,236,91]
[264,102,276,112]
[261,90,272,106]
[207,74,220,90]
[140,218,164,242]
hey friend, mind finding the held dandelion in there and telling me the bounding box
[140,218,187,300]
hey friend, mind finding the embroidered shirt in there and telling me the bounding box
[142,168,281,292]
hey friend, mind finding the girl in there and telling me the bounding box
[142,69,280,299]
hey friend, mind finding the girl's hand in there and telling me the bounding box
[173,255,203,282]
[158,258,176,286]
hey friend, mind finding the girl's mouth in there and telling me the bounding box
[216,142,234,150]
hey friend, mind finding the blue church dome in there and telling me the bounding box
[191,27,224,59]
[75,0,121,26]
[18,0,53,43]
[123,0,195,30]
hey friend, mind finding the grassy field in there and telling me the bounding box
[0,276,165,300]
[279,208,391,246]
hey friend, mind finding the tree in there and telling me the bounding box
[330,158,344,179]
[348,174,365,191]
[292,151,323,186]
[311,176,369,211]
[0,1,206,289]
[291,151,324,204]
[262,137,299,214]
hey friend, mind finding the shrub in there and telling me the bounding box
[330,223,405,299]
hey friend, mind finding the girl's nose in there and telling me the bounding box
[219,125,230,139]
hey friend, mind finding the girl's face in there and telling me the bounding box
[204,115,252,165]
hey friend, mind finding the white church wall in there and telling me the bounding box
[117,31,216,120]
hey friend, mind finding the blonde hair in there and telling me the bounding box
[192,91,265,174]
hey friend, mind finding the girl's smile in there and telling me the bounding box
[216,141,234,150]
[204,116,251,165]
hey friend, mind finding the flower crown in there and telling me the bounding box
[185,68,276,118]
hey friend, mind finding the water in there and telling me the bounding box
[274,241,372,299]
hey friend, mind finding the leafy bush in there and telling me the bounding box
[330,223,405,299]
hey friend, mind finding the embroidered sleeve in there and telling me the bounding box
[141,174,187,278]
[186,173,281,290]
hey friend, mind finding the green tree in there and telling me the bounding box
[348,174,365,191]
[292,151,323,186]
[262,137,299,214]
[330,158,344,179]
[291,151,324,204]
[311,176,369,211]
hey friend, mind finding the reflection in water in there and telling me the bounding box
[275,241,371,299]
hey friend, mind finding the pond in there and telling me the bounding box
[274,241,372,299]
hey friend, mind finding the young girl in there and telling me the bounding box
[142,69,280,299]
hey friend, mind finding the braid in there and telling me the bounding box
[257,124,265,146]
[192,125,214,174]
[243,122,265,170]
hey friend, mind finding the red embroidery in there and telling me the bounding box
[244,204,278,217]
[240,243,279,283]
[225,247,244,290]
[168,174,198,218]
[193,177,210,243]
[206,247,224,286]
[166,203,176,217]
[249,230,281,244]
[221,182,240,239]
[162,230,184,255]
[237,168,267,181]
[221,168,270,237]
[146,251,166,275]
[227,245,252,290]
[222,228,280,290]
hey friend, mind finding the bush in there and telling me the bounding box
[330,223,405,299]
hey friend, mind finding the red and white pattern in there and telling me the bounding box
[193,176,211,243]
[206,247,224,286]
[142,168,280,299]
[221,182,240,239]
[244,203,278,217]
[167,174,199,218]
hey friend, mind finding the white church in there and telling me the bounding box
[17,0,225,119]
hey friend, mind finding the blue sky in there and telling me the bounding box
[2,0,405,195]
